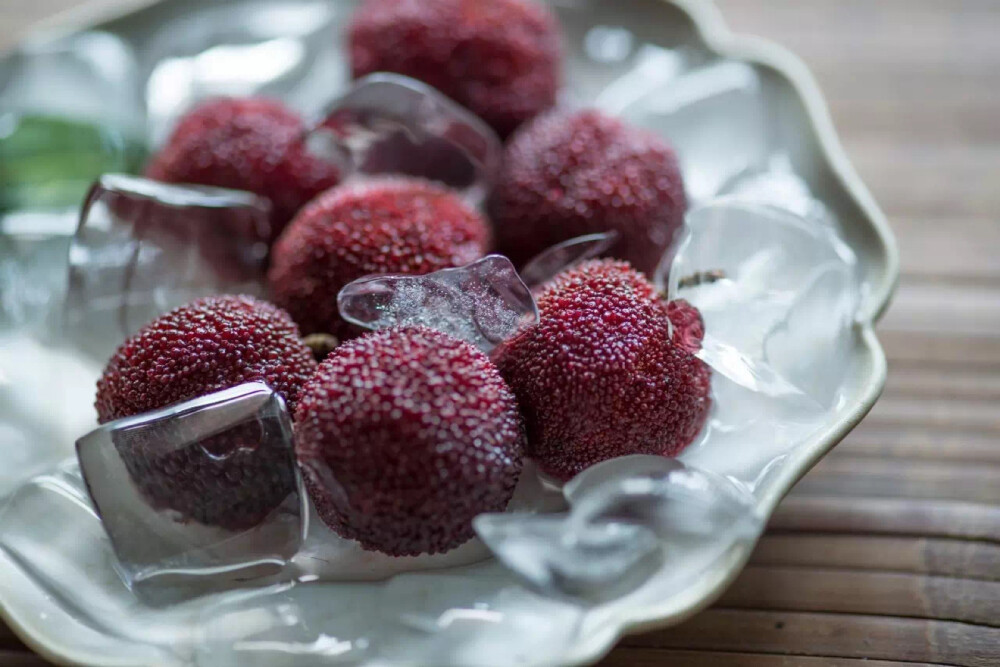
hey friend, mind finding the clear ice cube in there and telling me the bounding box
[618,61,767,203]
[1,33,145,327]
[475,455,761,603]
[307,73,503,206]
[0,31,142,134]
[518,231,620,289]
[143,1,343,145]
[0,212,76,330]
[718,155,839,231]
[65,174,271,357]
[337,255,538,354]
[75,383,304,601]
[664,201,859,406]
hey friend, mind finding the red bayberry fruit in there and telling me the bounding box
[268,178,491,338]
[295,326,525,556]
[494,259,710,481]
[490,109,687,275]
[95,295,318,529]
[348,0,561,138]
[146,98,340,239]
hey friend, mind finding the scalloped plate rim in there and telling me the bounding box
[0,1,898,665]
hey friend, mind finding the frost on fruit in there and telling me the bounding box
[76,383,303,601]
[66,174,271,354]
[337,255,538,354]
[307,73,503,207]
[474,455,761,602]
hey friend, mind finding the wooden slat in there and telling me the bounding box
[877,282,1000,338]
[881,331,1000,369]
[835,426,1000,464]
[624,609,1000,667]
[868,395,1000,432]
[890,217,1000,285]
[751,534,1000,581]
[721,565,1000,627]
[881,365,1000,401]
[791,457,1000,504]
[599,648,946,667]
[768,496,1000,542]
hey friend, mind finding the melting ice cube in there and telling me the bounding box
[0,31,142,137]
[338,255,538,354]
[75,383,304,601]
[475,455,760,603]
[519,232,620,289]
[618,61,767,203]
[664,201,859,405]
[308,73,503,206]
[718,155,839,231]
[65,174,271,356]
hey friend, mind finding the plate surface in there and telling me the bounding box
[0,1,898,665]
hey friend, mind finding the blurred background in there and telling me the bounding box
[1,0,998,665]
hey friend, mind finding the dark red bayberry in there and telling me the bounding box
[268,178,490,339]
[95,295,318,529]
[146,98,340,239]
[495,259,710,481]
[490,109,687,275]
[295,326,525,556]
[348,0,561,138]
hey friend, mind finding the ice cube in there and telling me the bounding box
[718,155,838,231]
[519,231,619,289]
[565,455,760,540]
[75,383,304,601]
[1,33,145,313]
[618,61,767,203]
[65,174,271,357]
[473,513,662,602]
[337,255,538,354]
[0,211,76,330]
[664,201,859,405]
[307,73,503,206]
[143,1,342,145]
[0,31,142,134]
[593,44,686,115]
[475,455,761,603]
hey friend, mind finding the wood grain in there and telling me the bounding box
[750,535,1000,581]
[2,0,998,665]
[625,609,1000,667]
[601,651,947,667]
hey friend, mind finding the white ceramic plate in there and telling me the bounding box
[0,1,898,665]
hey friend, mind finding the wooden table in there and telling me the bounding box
[3,1,998,665]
